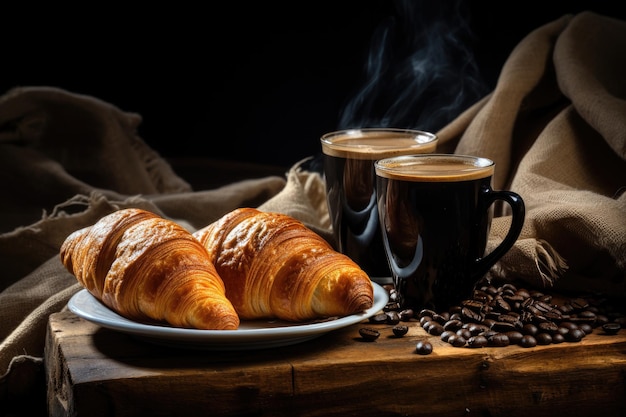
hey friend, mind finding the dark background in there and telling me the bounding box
[2,1,625,172]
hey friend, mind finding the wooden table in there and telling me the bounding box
[45,310,626,417]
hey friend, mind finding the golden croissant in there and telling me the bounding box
[60,208,240,330]
[193,208,374,322]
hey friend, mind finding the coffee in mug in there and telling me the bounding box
[375,154,525,311]
[321,128,437,282]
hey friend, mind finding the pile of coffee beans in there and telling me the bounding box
[363,282,625,353]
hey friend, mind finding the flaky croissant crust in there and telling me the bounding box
[61,208,240,330]
[194,208,374,322]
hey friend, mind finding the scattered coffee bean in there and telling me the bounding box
[369,313,388,324]
[359,327,380,341]
[415,340,433,355]
[602,323,621,335]
[419,309,437,318]
[386,311,400,325]
[376,282,626,351]
[392,325,409,337]
[399,309,415,321]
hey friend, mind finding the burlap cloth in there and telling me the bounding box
[1,11,624,416]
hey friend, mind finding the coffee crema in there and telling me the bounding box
[375,154,494,182]
[321,129,437,159]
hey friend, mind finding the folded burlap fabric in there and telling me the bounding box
[1,10,625,417]
[0,88,286,415]
[437,11,626,293]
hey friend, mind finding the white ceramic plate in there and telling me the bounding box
[68,282,388,350]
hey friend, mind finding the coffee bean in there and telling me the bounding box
[447,334,467,347]
[558,303,574,314]
[415,340,433,355]
[467,335,488,348]
[419,309,437,318]
[468,323,490,336]
[505,331,524,344]
[570,298,589,310]
[462,299,485,311]
[392,325,409,337]
[536,333,552,345]
[456,328,472,340]
[556,326,570,336]
[565,328,585,342]
[594,314,610,326]
[386,311,400,325]
[579,310,597,320]
[493,296,511,312]
[522,323,538,335]
[579,323,593,335]
[399,309,415,321]
[552,333,565,344]
[432,313,448,325]
[492,321,516,332]
[359,327,380,341]
[533,301,554,314]
[421,321,433,332]
[369,313,388,324]
[559,321,578,330]
[461,307,483,322]
[384,301,401,312]
[440,330,455,343]
[602,323,621,335]
[443,319,463,332]
[487,333,510,347]
[519,335,537,348]
[481,330,498,341]
[427,322,444,336]
[538,322,559,334]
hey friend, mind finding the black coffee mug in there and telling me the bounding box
[375,154,525,311]
[320,128,438,283]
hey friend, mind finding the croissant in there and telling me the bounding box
[193,207,374,322]
[60,208,240,330]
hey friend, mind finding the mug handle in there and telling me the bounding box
[472,190,525,280]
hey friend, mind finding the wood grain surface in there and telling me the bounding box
[45,310,626,417]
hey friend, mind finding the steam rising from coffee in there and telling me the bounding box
[338,0,488,132]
